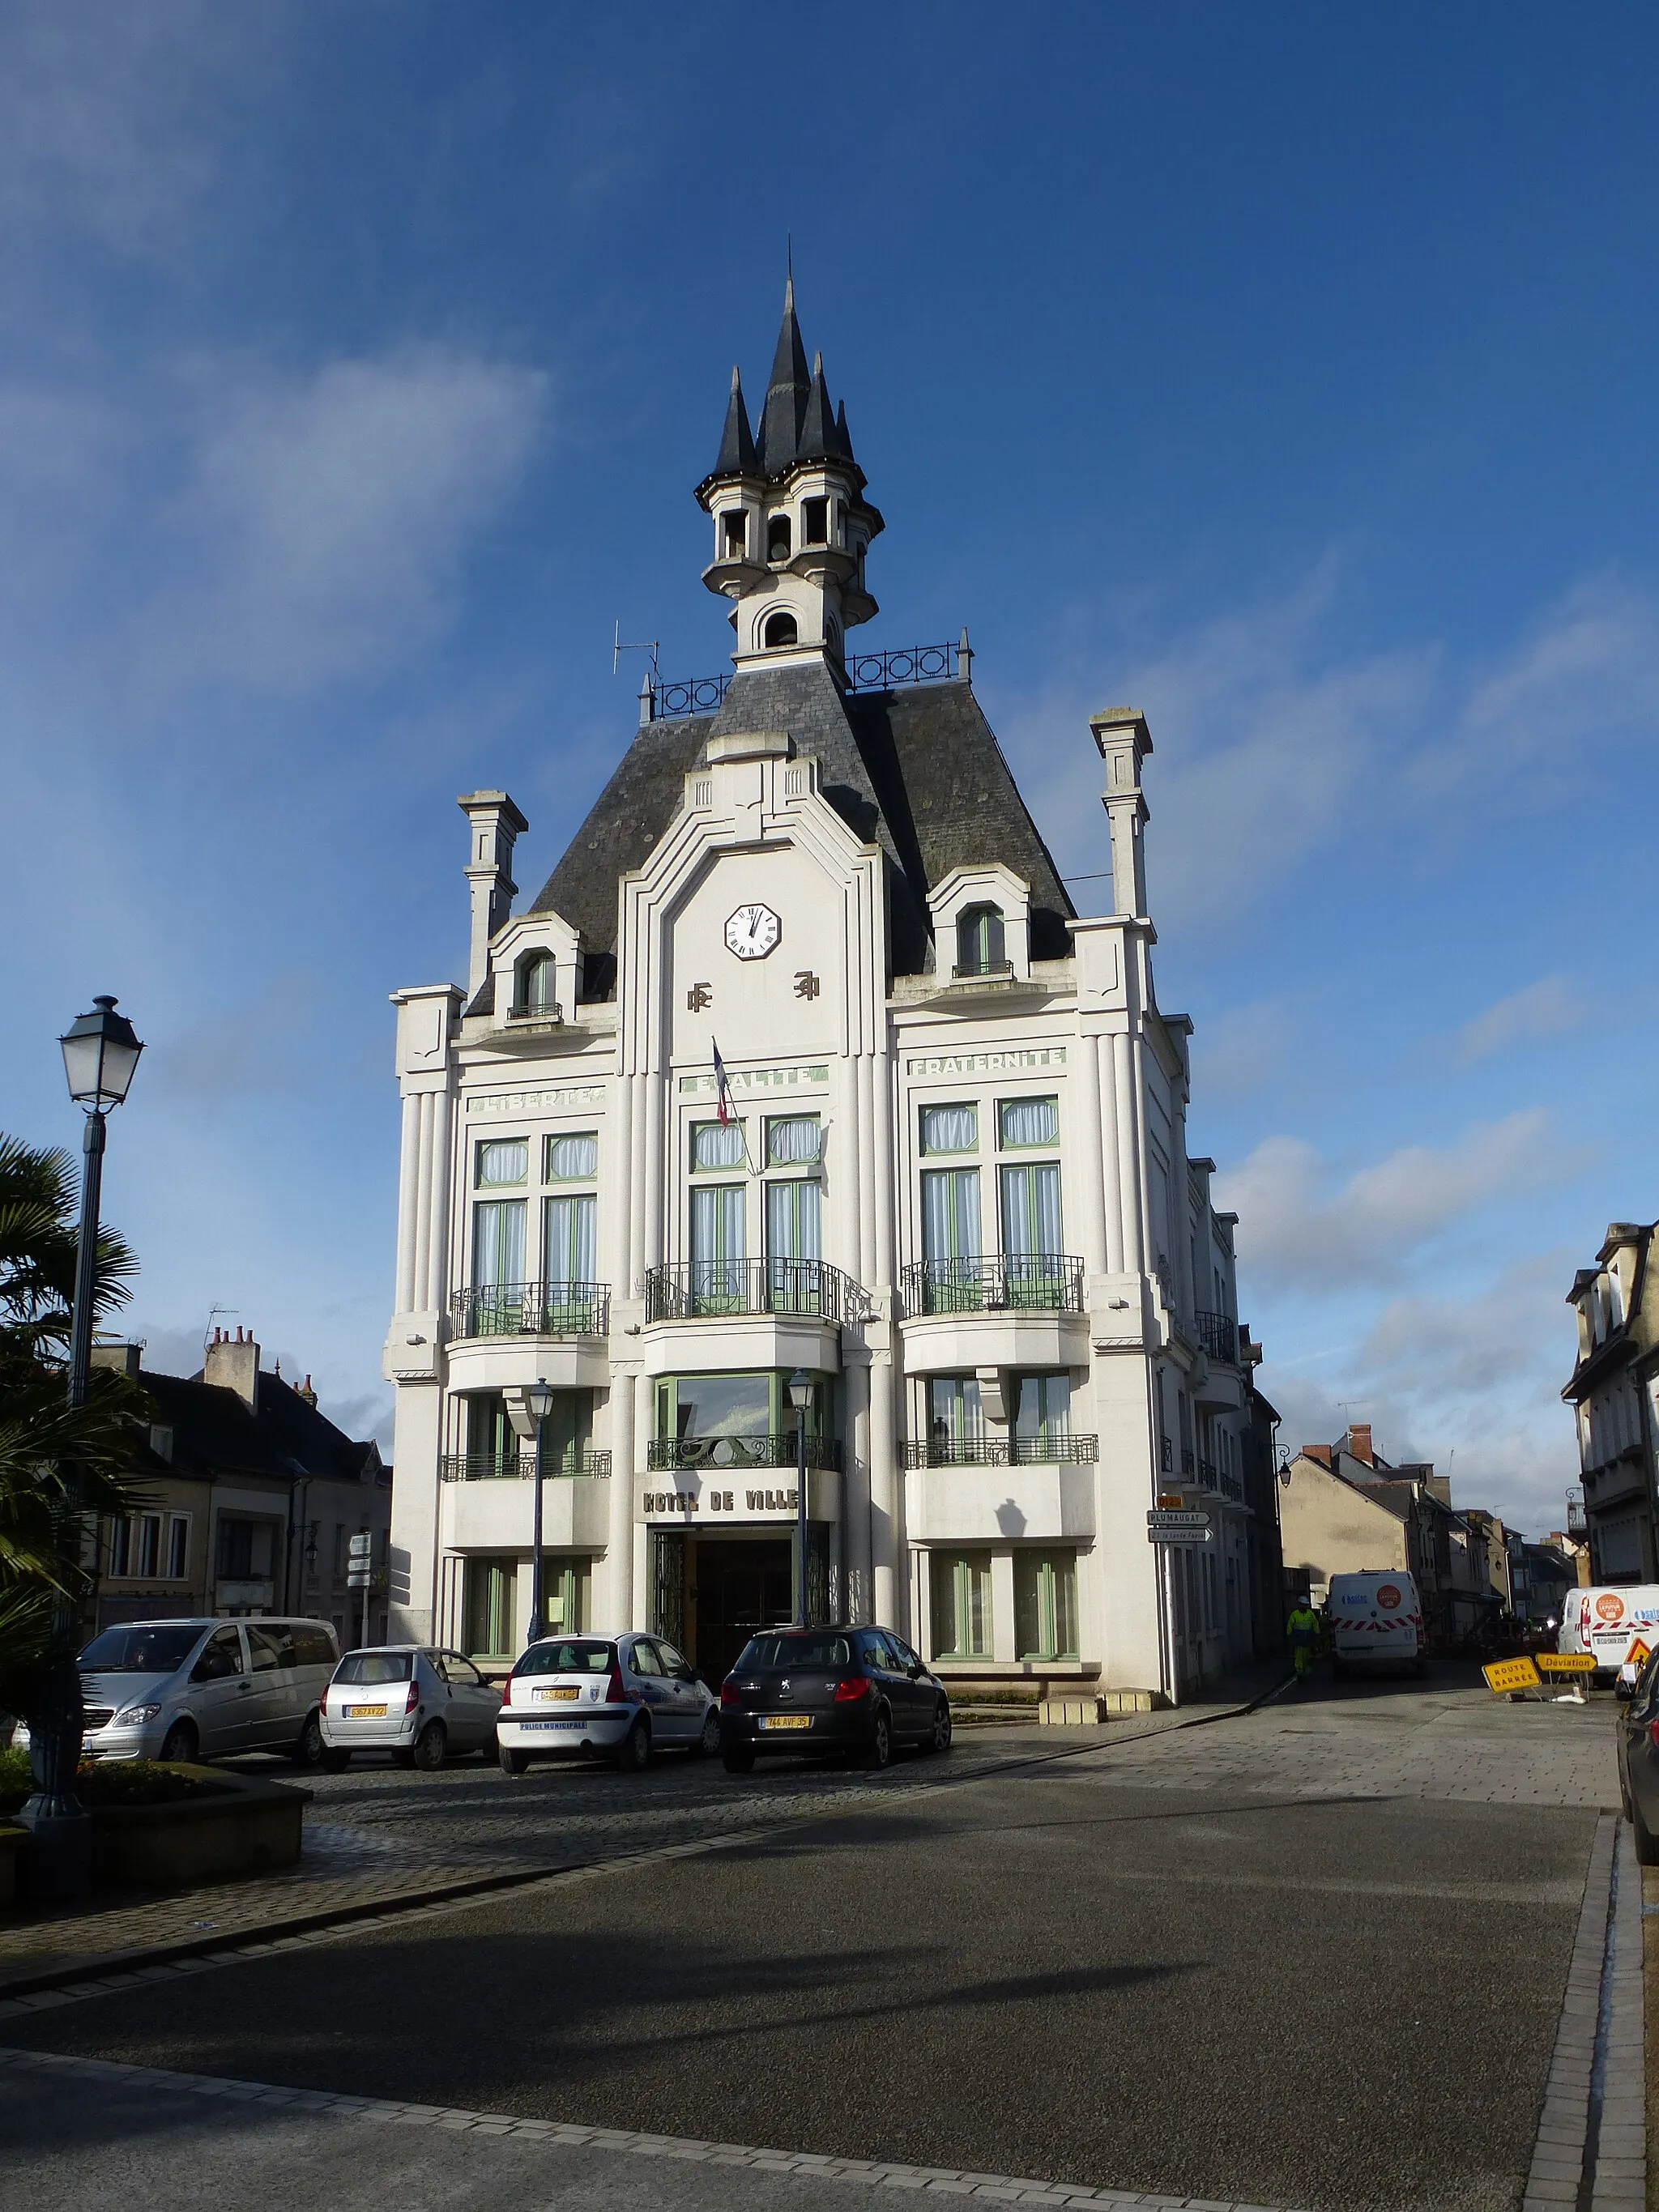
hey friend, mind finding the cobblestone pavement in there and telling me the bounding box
[0,1668,1282,1992]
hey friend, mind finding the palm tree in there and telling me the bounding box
[0,1133,150,1713]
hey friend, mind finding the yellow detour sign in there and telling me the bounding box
[1537,1652,1598,1676]
[1483,1656,1542,1694]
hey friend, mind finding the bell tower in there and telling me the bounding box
[695,272,884,673]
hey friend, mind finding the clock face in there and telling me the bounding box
[724,902,782,961]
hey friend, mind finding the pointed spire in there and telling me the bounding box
[758,266,812,474]
[832,398,855,463]
[797,348,835,462]
[712,363,757,478]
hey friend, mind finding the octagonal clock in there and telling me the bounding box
[724,902,782,961]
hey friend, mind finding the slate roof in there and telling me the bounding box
[128,1367,382,1490]
[528,663,1076,981]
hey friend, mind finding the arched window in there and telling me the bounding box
[514,950,557,1016]
[767,514,791,562]
[955,905,1005,978]
[763,612,798,650]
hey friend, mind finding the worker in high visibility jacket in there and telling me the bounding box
[1286,1599,1320,1680]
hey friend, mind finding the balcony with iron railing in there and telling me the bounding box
[1567,1502,1588,1538]
[646,1434,844,1474]
[1195,1311,1238,1363]
[902,1433,1099,1470]
[899,1254,1086,1319]
[643,637,972,723]
[643,1259,868,1328]
[450,1281,611,1341]
[439,1449,612,1482]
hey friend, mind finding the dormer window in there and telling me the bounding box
[767,514,791,562]
[802,497,827,546]
[955,905,1005,978]
[723,510,748,558]
[513,949,557,1017]
[764,612,798,650]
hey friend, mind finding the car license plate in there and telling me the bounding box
[345,1703,386,1719]
[759,1714,812,1731]
[522,1718,584,1730]
[535,1686,581,1702]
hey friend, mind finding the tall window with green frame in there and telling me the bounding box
[689,1121,746,1310]
[467,1392,516,1477]
[926,1375,984,1464]
[543,1132,599,1330]
[1014,1549,1079,1660]
[955,904,1004,977]
[919,1102,980,1312]
[1012,1373,1071,1460]
[463,1557,516,1661]
[765,1115,821,1313]
[930,1550,993,1659]
[472,1138,527,1332]
[998,1098,1062,1308]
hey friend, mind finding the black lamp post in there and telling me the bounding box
[21,996,143,1900]
[788,1369,812,1629]
[521,1379,554,1645]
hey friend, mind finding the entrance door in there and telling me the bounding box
[693,1538,794,1688]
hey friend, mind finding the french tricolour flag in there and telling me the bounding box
[712,1039,733,1126]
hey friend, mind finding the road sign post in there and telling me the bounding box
[1146,1509,1213,1545]
[347,1530,374,1648]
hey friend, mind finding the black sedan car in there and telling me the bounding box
[719,1624,952,1773]
[1618,1646,1659,1860]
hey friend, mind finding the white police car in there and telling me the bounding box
[496,1630,719,1774]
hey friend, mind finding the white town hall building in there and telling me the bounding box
[383,283,1265,1703]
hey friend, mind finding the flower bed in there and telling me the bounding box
[0,1747,225,1817]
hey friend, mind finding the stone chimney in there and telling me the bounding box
[204,1323,260,1411]
[1302,1443,1333,1469]
[458,790,528,999]
[1346,1423,1374,1466]
[297,1373,318,1409]
[91,1341,142,1379]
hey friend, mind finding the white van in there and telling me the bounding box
[1559,1587,1659,1681]
[12,1617,341,1766]
[1328,1571,1425,1677]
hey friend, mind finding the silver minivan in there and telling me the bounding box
[52,1616,342,1765]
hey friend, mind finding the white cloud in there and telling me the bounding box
[156,352,549,689]
[1187,998,1296,1098]
[1456,974,1584,1064]
[1218,1108,1577,1291]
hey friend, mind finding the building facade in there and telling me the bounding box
[383,286,1267,1699]
[88,1330,392,1643]
[1564,1223,1659,1586]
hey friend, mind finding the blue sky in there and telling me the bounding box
[2,6,1655,1536]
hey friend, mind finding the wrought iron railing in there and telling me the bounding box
[644,1259,869,1327]
[1567,1502,1588,1537]
[899,1254,1085,1319]
[439,1450,612,1482]
[450,1281,610,1340]
[645,637,970,722]
[846,641,964,691]
[1181,1447,1196,1477]
[1198,1458,1219,1490]
[1196,1310,1238,1363]
[647,1434,843,1473]
[1219,1470,1243,1503]
[950,960,1015,982]
[903,1434,1098,1469]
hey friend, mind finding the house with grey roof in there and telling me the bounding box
[382,280,1268,1702]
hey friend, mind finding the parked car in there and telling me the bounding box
[1616,1647,1659,1860]
[319,1646,502,1770]
[15,1617,340,1766]
[718,1625,952,1772]
[496,1632,719,1775]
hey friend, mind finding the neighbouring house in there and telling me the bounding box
[1279,1424,1486,1648]
[88,1329,392,1647]
[1563,1224,1659,1585]
[382,278,1273,1701]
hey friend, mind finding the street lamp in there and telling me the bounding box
[788,1369,812,1629]
[22,996,144,1901]
[519,1379,556,1646]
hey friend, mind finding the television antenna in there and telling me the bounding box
[613,621,659,688]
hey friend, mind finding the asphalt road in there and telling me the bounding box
[0,1672,1600,2212]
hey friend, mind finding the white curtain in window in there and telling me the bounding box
[919,1104,977,1155]
[544,1194,597,1285]
[476,1139,527,1187]
[766,1177,821,1261]
[767,1116,821,1166]
[693,1122,746,1171]
[473,1199,526,1287]
[1000,1164,1061,1255]
[690,1183,744,1268]
[1014,1373,1070,1440]
[922,1169,980,1262]
[1000,1097,1058,1149]
[547,1133,597,1181]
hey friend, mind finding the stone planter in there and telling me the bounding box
[86,1768,312,1888]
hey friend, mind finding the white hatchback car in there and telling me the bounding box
[497,1631,719,1775]
[320,1646,502,1770]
